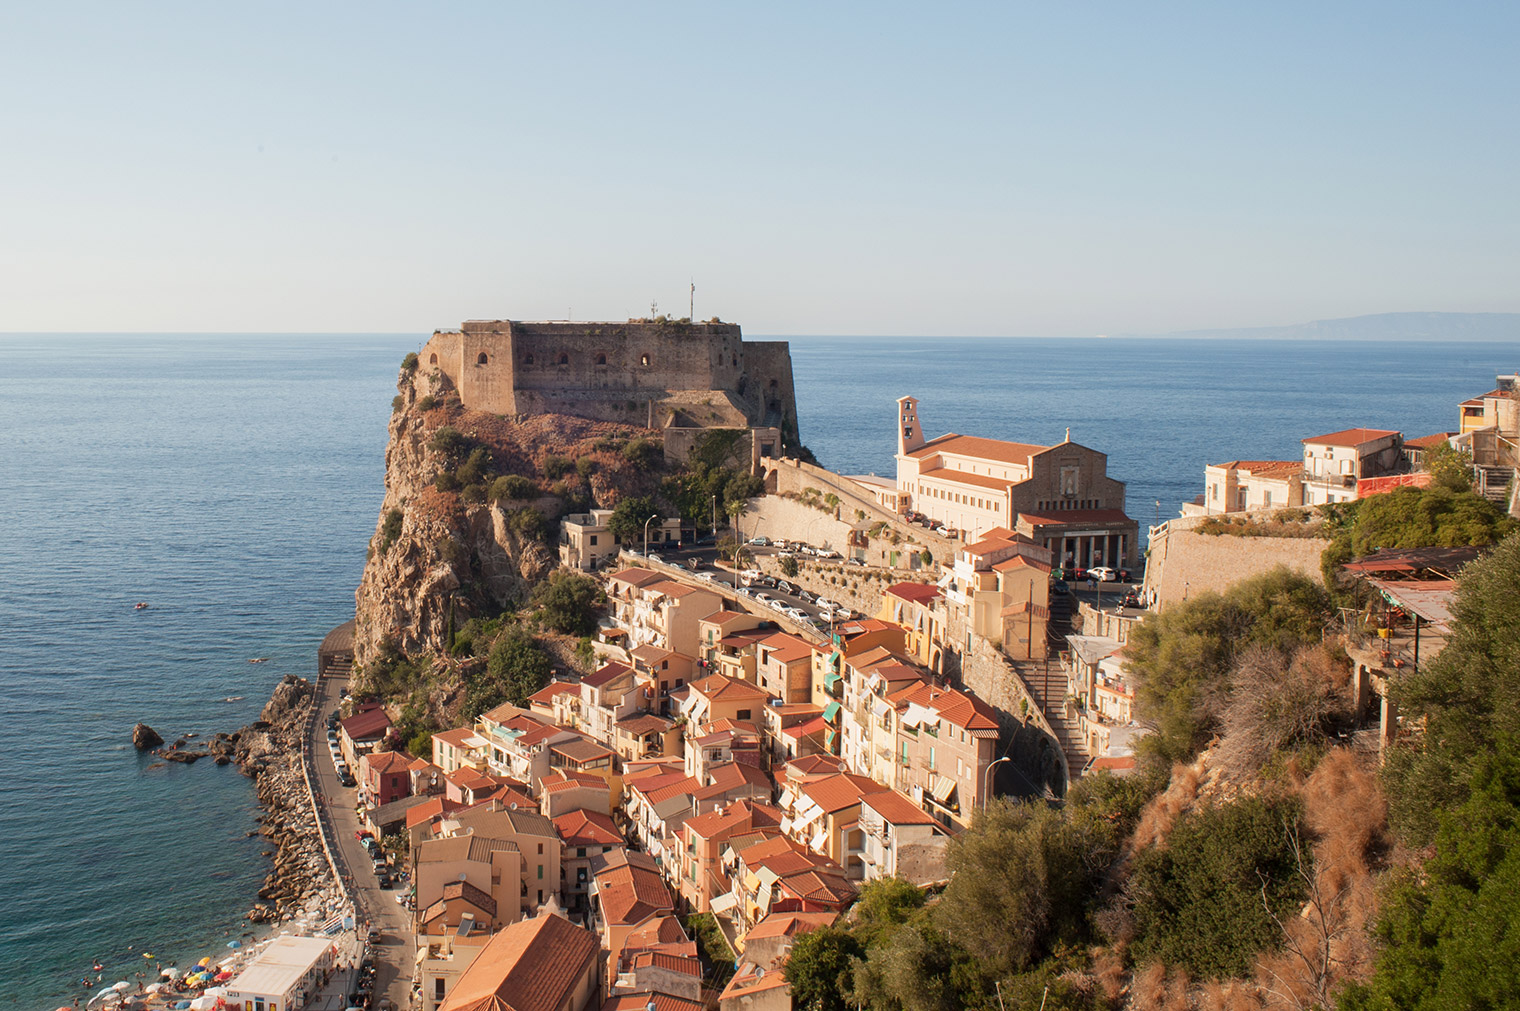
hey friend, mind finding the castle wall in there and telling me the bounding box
[420,320,796,436]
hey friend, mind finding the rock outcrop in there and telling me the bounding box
[352,364,664,666]
[132,723,164,749]
[231,675,332,921]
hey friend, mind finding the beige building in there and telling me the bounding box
[1199,460,1305,514]
[895,396,1137,566]
[606,568,726,657]
[858,789,949,884]
[223,935,335,1011]
[1301,428,1404,505]
[560,510,681,571]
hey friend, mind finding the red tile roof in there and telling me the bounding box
[362,750,412,775]
[885,582,941,605]
[583,660,633,688]
[340,707,392,741]
[527,680,579,705]
[917,466,1015,491]
[745,910,837,941]
[910,433,1048,466]
[439,913,599,1011]
[1406,432,1457,449]
[608,567,666,588]
[1301,427,1400,447]
[800,772,891,814]
[861,790,938,826]
[689,672,771,702]
[887,681,1000,733]
[602,993,704,1011]
[552,808,623,847]
[595,860,674,926]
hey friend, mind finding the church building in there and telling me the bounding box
[894,397,1139,569]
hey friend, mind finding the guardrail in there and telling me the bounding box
[298,671,362,925]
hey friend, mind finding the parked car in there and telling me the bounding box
[814,596,838,610]
[647,553,662,563]
[376,873,393,889]
[338,773,357,788]
[367,927,383,943]
[776,580,798,595]
[1089,566,1118,583]
[752,592,773,604]
[749,536,770,546]
[767,599,789,613]
[354,829,373,841]
[1122,590,1141,608]
[1051,580,1070,596]
[818,549,842,559]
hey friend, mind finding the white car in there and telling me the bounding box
[752,592,773,604]
[784,607,809,622]
[814,596,839,611]
[767,599,789,613]
[694,571,714,582]
[1088,566,1118,583]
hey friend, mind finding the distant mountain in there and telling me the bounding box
[1132,311,1520,342]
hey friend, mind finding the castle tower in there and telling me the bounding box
[898,396,925,455]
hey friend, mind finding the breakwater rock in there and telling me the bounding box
[132,723,164,749]
[233,675,332,922]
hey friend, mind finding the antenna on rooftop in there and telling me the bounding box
[690,278,695,320]
[650,299,659,319]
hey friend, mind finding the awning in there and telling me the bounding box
[824,671,842,690]
[825,729,837,751]
[929,774,957,804]
[823,702,841,722]
[709,892,739,914]
[827,650,840,667]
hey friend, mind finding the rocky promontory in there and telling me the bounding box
[352,361,668,666]
[232,675,334,922]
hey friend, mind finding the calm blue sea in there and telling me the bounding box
[0,332,1506,1009]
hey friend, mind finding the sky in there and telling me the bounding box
[1,2,1516,336]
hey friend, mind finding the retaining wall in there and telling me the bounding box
[1142,513,1328,612]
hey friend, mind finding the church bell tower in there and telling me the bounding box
[898,396,925,455]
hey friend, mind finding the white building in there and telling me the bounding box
[1301,429,1403,505]
[223,936,337,1011]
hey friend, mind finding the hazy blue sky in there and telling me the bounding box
[2,2,1516,335]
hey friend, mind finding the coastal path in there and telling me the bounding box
[308,671,415,1010]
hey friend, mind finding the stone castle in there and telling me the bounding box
[419,319,800,452]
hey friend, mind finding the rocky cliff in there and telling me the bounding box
[352,358,665,666]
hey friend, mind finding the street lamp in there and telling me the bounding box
[711,495,717,542]
[643,514,658,557]
[983,756,1013,810]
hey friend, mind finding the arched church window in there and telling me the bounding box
[558,353,569,365]
[596,353,607,366]
[477,352,488,365]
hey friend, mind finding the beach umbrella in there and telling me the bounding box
[94,987,118,1001]
[143,953,155,959]
[161,968,177,977]
[196,957,212,968]
[114,981,132,991]
[225,940,240,949]
[204,987,227,997]
[145,984,165,994]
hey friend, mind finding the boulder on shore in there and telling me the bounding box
[132,723,164,750]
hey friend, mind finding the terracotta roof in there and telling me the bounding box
[549,737,614,763]
[779,867,857,904]
[622,913,691,949]
[477,785,537,810]
[701,610,754,625]
[785,755,846,776]
[583,660,633,688]
[720,961,793,999]
[602,993,704,1011]
[595,859,674,926]
[1016,508,1133,526]
[631,643,684,664]
[480,702,533,724]
[993,553,1052,574]
[406,796,457,830]
[757,632,814,664]
[552,808,623,847]
[340,707,392,740]
[608,567,665,588]
[694,761,771,798]
[527,680,579,705]
[886,582,941,604]
[886,681,1000,733]
[1406,432,1457,449]
[689,672,771,703]
[1209,459,1303,475]
[910,433,1048,466]
[439,912,599,1011]
[362,750,412,775]
[746,910,837,941]
[647,580,710,599]
[646,776,703,805]
[682,800,784,841]
[622,951,703,977]
[432,727,477,749]
[1301,427,1400,447]
[861,790,938,826]
[800,772,892,814]
[782,716,829,739]
[917,466,1015,491]
[616,713,673,736]
[418,834,520,865]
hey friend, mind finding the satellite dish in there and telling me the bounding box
[458,872,467,881]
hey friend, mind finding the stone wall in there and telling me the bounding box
[762,458,956,560]
[1142,513,1329,612]
[751,554,909,618]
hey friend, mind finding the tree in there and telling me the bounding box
[1127,794,1308,978]
[1422,441,1475,493]
[464,626,552,719]
[936,799,1097,978]
[1124,566,1331,766]
[726,498,749,543]
[784,926,863,1011]
[1213,643,1353,776]
[1347,485,1513,558]
[780,555,799,578]
[429,425,468,460]
[531,570,604,635]
[608,496,658,547]
[852,877,926,948]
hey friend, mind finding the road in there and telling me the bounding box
[308,672,415,1011]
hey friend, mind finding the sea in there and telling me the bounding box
[0,332,1508,1009]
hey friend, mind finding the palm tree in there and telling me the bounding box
[725,499,749,561]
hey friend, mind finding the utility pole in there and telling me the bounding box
[690,279,695,321]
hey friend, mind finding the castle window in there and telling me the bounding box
[477,352,488,365]
[596,353,607,366]
[558,353,569,365]
[641,354,650,367]
[769,379,778,389]
[524,354,535,365]
[429,353,438,365]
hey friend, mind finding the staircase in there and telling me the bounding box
[1009,592,1090,780]
[1477,465,1516,505]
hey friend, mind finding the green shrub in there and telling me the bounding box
[1128,794,1307,978]
[429,425,468,459]
[531,571,604,636]
[490,474,539,501]
[378,508,404,553]
[456,446,492,486]
[417,394,438,411]
[434,471,461,492]
[504,507,549,543]
[401,352,419,373]
[391,394,404,413]
[542,455,572,480]
[460,483,487,504]
[576,457,598,478]
[621,437,661,471]
[780,556,799,578]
